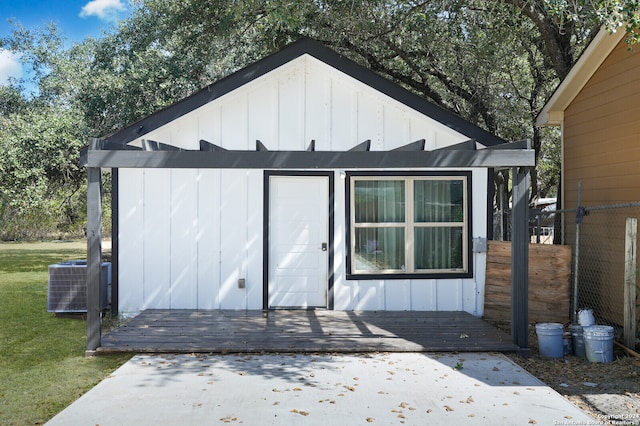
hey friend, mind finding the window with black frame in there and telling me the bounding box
[348,172,470,278]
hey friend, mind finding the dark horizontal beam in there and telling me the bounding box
[83,148,535,169]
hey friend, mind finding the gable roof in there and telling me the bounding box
[103,37,506,147]
[536,27,626,126]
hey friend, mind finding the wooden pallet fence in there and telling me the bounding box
[484,240,572,324]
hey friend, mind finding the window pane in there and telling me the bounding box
[354,228,405,271]
[414,180,464,222]
[414,227,463,269]
[354,180,405,223]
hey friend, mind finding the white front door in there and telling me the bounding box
[268,175,329,308]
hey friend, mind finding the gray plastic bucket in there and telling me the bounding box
[563,335,572,355]
[584,325,614,363]
[570,325,585,357]
[535,323,564,358]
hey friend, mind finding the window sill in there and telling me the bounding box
[346,272,473,280]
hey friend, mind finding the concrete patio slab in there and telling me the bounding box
[46,352,594,425]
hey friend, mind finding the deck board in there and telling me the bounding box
[97,310,519,354]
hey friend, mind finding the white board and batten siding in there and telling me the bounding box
[117,54,489,315]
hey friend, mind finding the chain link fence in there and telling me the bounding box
[495,202,640,349]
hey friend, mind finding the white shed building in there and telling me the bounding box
[83,39,534,347]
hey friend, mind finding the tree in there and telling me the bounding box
[0,24,90,238]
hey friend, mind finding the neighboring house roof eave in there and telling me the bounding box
[536,26,626,127]
[102,37,506,147]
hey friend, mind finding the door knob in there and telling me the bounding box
[321,242,328,251]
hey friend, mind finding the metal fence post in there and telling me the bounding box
[572,181,582,324]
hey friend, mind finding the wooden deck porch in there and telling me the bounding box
[97,310,519,354]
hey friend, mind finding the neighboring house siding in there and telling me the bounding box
[564,39,640,209]
[562,38,640,325]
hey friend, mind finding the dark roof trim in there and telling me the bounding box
[200,139,228,151]
[102,38,506,147]
[142,139,184,151]
[434,139,476,151]
[392,139,425,151]
[83,148,534,169]
[485,139,530,150]
[349,140,371,151]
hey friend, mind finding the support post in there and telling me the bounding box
[624,217,637,349]
[511,167,530,356]
[86,138,103,355]
[110,168,119,314]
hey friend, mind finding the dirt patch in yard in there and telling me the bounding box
[494,322,640,424]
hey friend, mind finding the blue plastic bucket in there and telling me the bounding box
[584,325,614,363]
[570,324,585,357]
[535,323,564,358]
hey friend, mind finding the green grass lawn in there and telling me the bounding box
[0,241,131,425]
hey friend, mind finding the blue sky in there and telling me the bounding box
[0,0,131,85]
